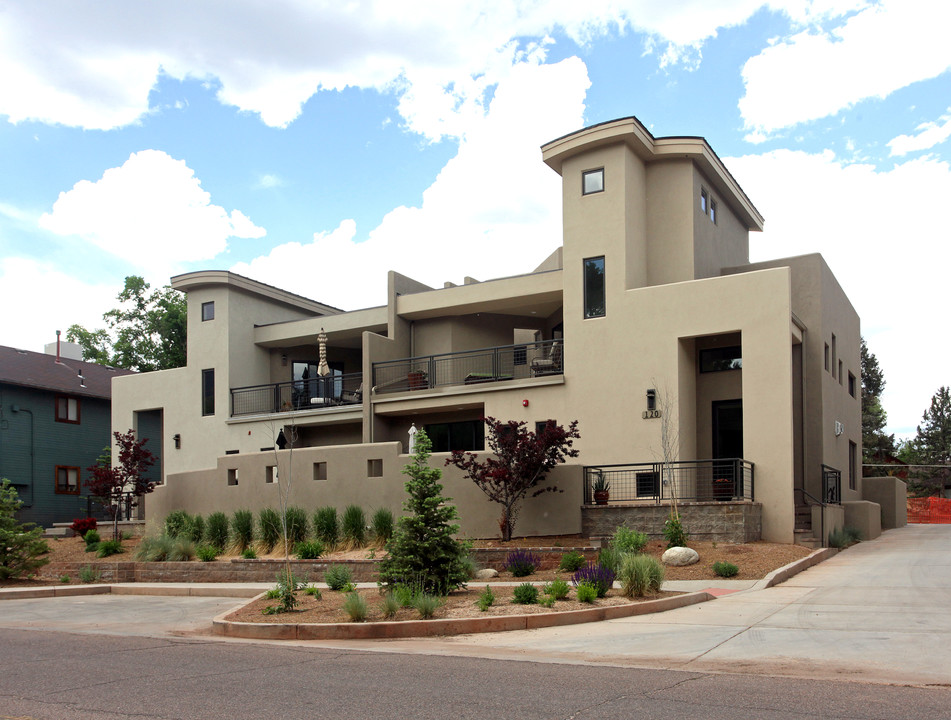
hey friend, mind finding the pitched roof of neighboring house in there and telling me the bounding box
[0,345,136,399]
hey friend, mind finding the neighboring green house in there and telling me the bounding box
[0,342,135,527]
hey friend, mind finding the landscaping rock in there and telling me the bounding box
[475,568,499,579]
[662,546,699,566]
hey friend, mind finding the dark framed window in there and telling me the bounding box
[849,441,857,491]
[583,256,605,319]
[848,372,856,398]
[700,346,742,373]
[824,343,830,371]
[710,199,718,224]
[55,395,80,424]
[636,471,660,498]
[201,301,215,321]
[426,420,485,453]
[55,466,80,495]
[535,419,556,435]
[700,188,708,214]
[582,168,604,195]
[202,369,215,416]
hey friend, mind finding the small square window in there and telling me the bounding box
[700,188,708,214]
[710,199,718,224]
[227,468,239,486]
[367,459,383,478]
[202,301,215,321]
[266,465,278,484]
[55,395,80,424]
[55,466,80,494]
[582,168,604,195]
[313,462,327,481]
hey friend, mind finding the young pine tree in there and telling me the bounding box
[378,430,469,595]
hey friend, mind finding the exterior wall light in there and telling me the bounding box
[173,433,181,449]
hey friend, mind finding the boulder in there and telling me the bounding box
[475,568,499,579]
[662,546,699,566]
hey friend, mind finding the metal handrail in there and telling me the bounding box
[582,458,754,504]
[795,486,827,548]
[230,372,363,416]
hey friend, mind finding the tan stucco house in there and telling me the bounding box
[113,116,884,545]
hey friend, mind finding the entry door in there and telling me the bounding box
[712,399,743,490]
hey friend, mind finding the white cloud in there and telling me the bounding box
[727,148,951,436]
[257,174,284,189]
[232,58,589,311]
[740,0,951,135]
[888,109,951,156]
[38,150,265,276]
[0,0,883,139]
[0,257,117,353]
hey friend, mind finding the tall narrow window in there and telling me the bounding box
[710,199,718,224]
[202,301,215,321]
[582,168,604,195]
[55,466,80,494]
[848,372,856,398]
[700,188,708,214]
[831,334,837,378]
[583,256,605,319]
[202,369,215,416]
[55,395,80,424]
[848,441,857,491]
[824,343,830,372]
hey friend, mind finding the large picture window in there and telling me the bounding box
[425,420,485,453]
[202,369,215,416]
[700,346,742,373]
[583,256,605,319]
[55,395,80,424]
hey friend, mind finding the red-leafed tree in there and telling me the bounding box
[447,417,580,541]
[87,430,156,540]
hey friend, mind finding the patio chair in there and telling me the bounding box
[530,340,562,376]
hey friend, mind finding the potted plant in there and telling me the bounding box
[591,472,610,505]
[712,477,732,501]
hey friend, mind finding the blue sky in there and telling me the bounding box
[1,0,948,438]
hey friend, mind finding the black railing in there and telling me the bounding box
[373,339,562,394]
[80,492,139,521]
[822,464,841,504]
[231,372,363,416]
[583,459,754,505]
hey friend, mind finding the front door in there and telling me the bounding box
[712,399,743,496]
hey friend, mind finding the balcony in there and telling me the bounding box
[372,339,562,395]
[231,372,363,416]
[583,459,755,504]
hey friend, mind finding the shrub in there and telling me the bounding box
[381,592,400,618]
[295,539,325,560]
[96,539,124,558]
[284,506,308,546]
[163,510,192,538]
[59,574,71,584]
[195,544,218,562]
[393,584,419,608]
[304,585,321,598]
[342,504,366,546]
[377,431,469,595]
[343,592,368,622]
[231,509,254,551]
[170,537,196,561]
[70,517,97,537]
[506,548,541,577]
[512,583,539,605]
[663,514,689,549]
[712,560,739,578]
[459,552,479,579]
[258,508,281,552]
[274,569,304,613]
[135,534,194,562]
[206,512,230,552]
[540,595,556,608]
[414,593,442,619]
[83,529,101,547]
[186,514,205,544]
[371,507,394,543]
[597,546,621,573]
[313,506,339,545]
[476,585,495,611]
[241,547,257,559]
[618,553,665,597]
[571,563,615,598]
[79,565,101,584]
[85,542,100,554]
[576,581,597,603]
[543,578,571,600]
[613,526,649,554]
[558,550,586,573]
[324,564,353,591]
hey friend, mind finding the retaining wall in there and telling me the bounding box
[582,501,762,543]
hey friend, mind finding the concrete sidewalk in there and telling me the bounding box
[323,525,951,686]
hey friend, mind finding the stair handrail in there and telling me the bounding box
[795,486,827,548]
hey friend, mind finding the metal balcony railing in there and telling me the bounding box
[230,372,363,416]
[821,464,841,504]
[583,458,754,505]
[372,339,562,394]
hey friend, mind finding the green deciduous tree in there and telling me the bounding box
[68,276,186,371]
[0,479,49,580]
[861,338,895,462]
[378,430,469,595]
[909,386,951,496]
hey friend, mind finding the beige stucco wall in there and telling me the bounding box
[146,441,583,539]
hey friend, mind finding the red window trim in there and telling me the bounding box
[55,465,81,495]
[55,394,81,424]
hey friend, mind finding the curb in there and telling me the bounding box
[211,590,716,641]
[749,546,839,591]
[0,584,264,601]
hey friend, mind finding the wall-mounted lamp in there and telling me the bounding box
[281,354,288,366]
[646,389,656,411]
[173,433,181,449]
